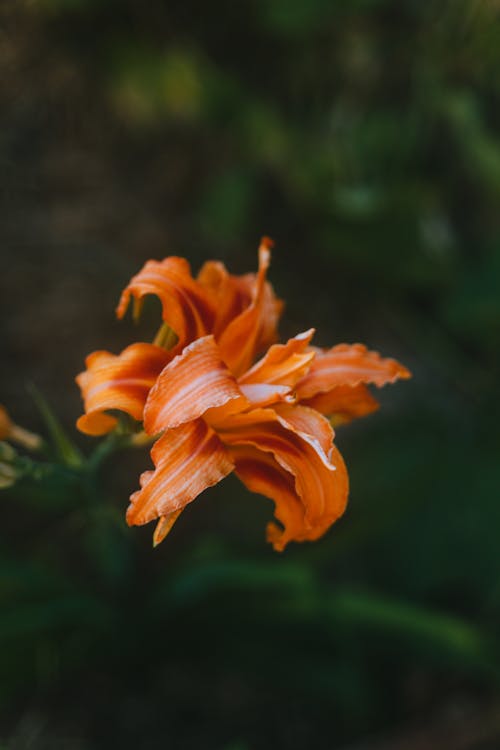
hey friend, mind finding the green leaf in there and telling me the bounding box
[27,384,83,469]
[326,589,496,673]
[0,596,111,640]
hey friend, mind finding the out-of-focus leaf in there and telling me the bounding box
[83,507,132,587]
[0,596,111,640]
[199,169,256,241]
[443,246,500,352]
[325,589,496,673]
[28,385,83,469]
[0,463,17,489]
[155,558,315,612]
[109,46,204,124]
[3,465,82,511]
[36,0,98,11]
[0,559,72,599]
[442,92,500,193]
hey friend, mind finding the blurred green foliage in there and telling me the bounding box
[1,0,500,748]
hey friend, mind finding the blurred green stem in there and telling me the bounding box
[86,430,156,475]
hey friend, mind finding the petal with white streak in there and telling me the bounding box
[76,343,171,436]
[239,329,315,387]
[239,384,295,410]
[216,239,284,377]
[272,403,335,458]
[126,419,234,527]
[217,408,349,550]
[144,336,247,435]
[116,257,215,351]
[296,343,411,401]
[300,383,380,423]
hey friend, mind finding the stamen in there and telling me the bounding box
[153,322,179,350]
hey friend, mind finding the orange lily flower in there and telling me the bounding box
[76,241,410,550]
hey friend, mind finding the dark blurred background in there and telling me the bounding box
[1,0,500,748]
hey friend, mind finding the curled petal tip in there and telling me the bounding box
[399,364,412,380]
[297,328,315,341]
[266,523,286,552]
[258,237,274,273]
[260,236,274,251]
[115,257,216,349]
[115,290,130,320]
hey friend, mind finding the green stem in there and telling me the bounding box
[86,432,128,474]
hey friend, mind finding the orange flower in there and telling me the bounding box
[76,241,410,550]
[78,239,283,436]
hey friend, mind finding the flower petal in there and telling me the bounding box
[296,343,411,400]
[300,383,380,424]
[236,329,314,415]
[239,329,315,387]
[229,444,306,551]
[239,383,295,409]
[126,419,234,527]
[116,257,216,351]
[215,238,284,376]
[250,272,284,354]
[76,343,171,436]
[271,403,334,457]
[144,335,248,435]
[217,407,349,550]
[197,261,253,338]
[198,242,284,363]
